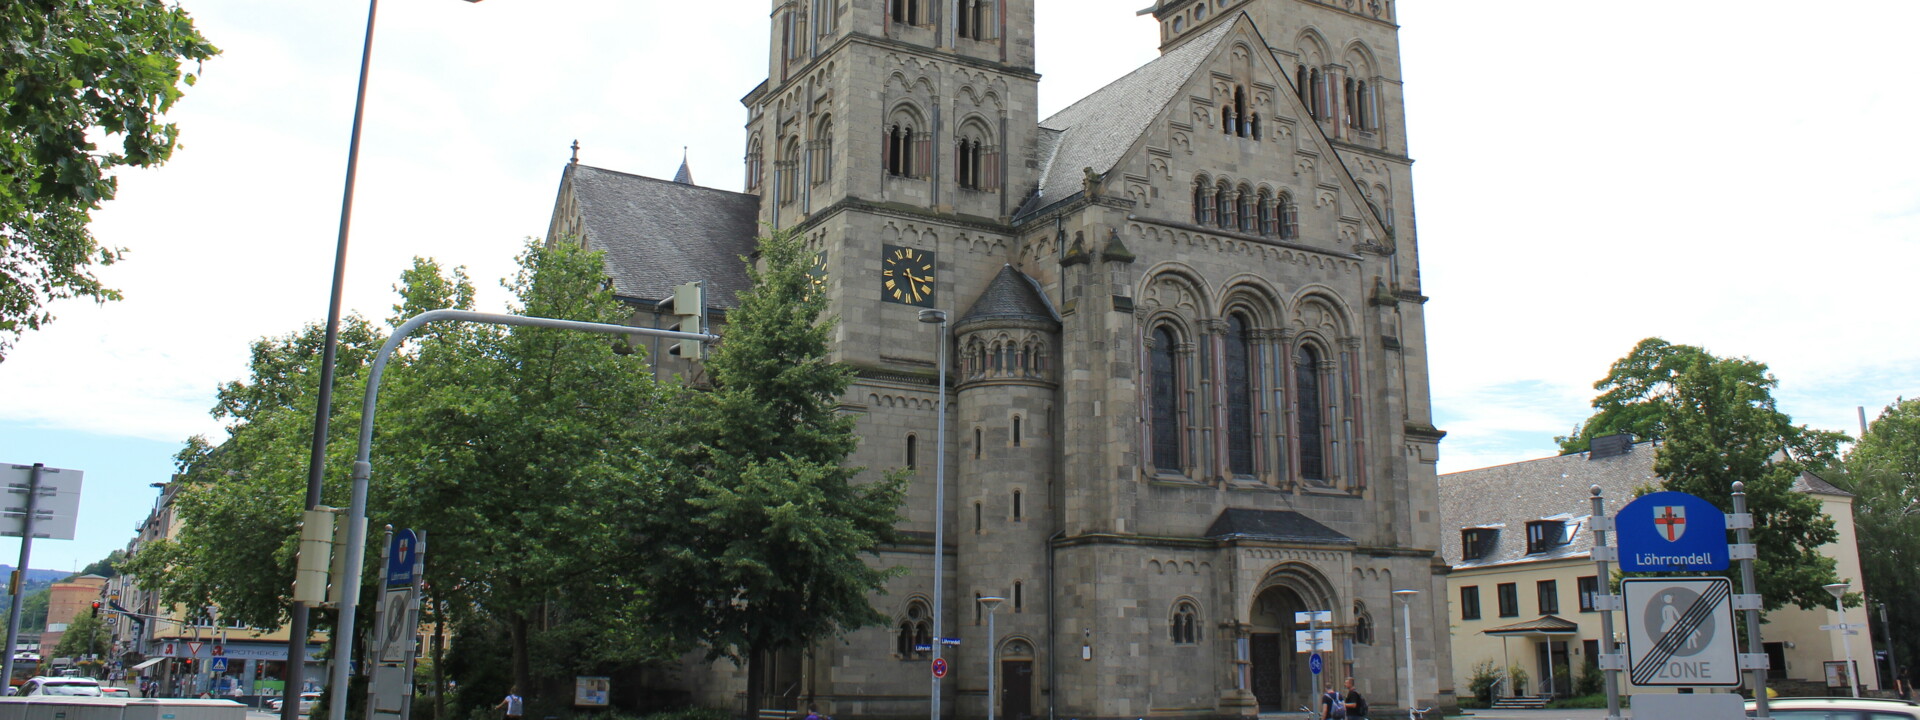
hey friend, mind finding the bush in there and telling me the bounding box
[1576,660,1604,696]
[1507,665,1529,696]
[1467,660,1501,704]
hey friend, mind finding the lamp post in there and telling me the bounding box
[1826,582,1858,698]
[979,596,1005,720]
[288,2,481,719]
[918,308,949,720]
[1393,589,1419,719]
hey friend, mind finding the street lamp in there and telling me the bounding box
[1825,582,1858,698]
[979,596,1005,720]
[918,308,949,720]
[290,2,482,719]
[1393,590,1419,719]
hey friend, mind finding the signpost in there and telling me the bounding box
[1308,652,1323,677]
[1,463,83,688]
[366,529,425,720]
[1616,492,1730,572]
[1622,577,1740,687]
[931,657,948,679]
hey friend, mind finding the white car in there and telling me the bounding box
[266,691,322,714]
[1748,696,1920,719]
[20,676,103,696]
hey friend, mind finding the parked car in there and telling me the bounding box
[20,676,103,696]
[1748,696,1920,719]
[100,687,132,698]
[266,691,322,715]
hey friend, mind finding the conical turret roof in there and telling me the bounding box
[956,265,1059,332]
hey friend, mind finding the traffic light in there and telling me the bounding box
[90,601,101,617]
[293,507,337,604]
[666,281,705,360]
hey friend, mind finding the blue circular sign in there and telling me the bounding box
[1308,652,1323,675]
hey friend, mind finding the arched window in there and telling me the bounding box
[1256,190,1274,236]
[956,120,997,191]
[885,108,925,178]
[1215,183,1232,230]
[779,138,802,205]
[1250,113,1262,141]
[1171,601,1199,644]
[1296,343,1325,481]
[1354,602,1375,645]
[1237,184,1256,232]
[812,116,834,185]
[1012,415,1022,446]
[1193,179,1214,225]
[891,0,919,26]
[1309,68,1324,119]
[974,502,983,532]
[957,0,990,40]
[1233,86,1248,138]
[1225,314,1254,476]
[1150,326,1182,472]
[897,599,933,658]
[974,427,983,459]
[1279,193,1299,240]
[1012,489,1023,519]
[745,134,764,191]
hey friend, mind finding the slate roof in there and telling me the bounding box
[1204,508,1355,545]
[1794,470,1853,497]
[956,265,1061,330]
[1484,615,1581,636]
[563,163,760,308]
[1438,441,1664,570]
[1018,19,1235,218]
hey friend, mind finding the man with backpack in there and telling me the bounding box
[1343,676,1370,719]
[1321,682,1347,719]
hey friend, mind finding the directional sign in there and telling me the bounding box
[931,657,948,678]
[1294,628,1332,653]
[1617,492,1730,572]
[1622,577,1740,687]
[1293,610,1332,625]
[0,464,84,540]
[1308,652,1324,676]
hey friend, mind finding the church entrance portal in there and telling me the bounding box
[1249,585,1312,711]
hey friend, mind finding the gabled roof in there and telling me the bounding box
[1438,442,1663,570]
[1020,20,1235,217]
[956,265,1060,331]
[1205,508,1355,545]
[1794,470,1853,497]
[560,163,760,308]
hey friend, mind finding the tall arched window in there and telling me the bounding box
[812,116,834,184]
[1233,86,1248,137]
[745,134,763,191]
[897,599,932,658]
[886,121,915,177]
[1237,184,1256,232]
[1256,190,1274,236]
[1279,193,1299,240]
[891,0,919,26]
[1215,183,1232,230]
[1193,179,1214,225]
[779,138,801,205]
[1296,343,1325,481]
[955,120,997,191]
[1150,326,1182,472]
[905,434,917,468]
[1225,314,1254,476]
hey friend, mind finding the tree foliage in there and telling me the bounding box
[0,0,218,358]
[1824,398,1920,681]
[51,611,110,664]
[637,227,907,713]
[1565,338,1846,611]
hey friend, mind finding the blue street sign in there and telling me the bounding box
[209,657,228,673]
[1616,491,1730,572]
[1308,652,1323,676]
[386,528,420,588]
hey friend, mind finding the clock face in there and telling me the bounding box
[808,251,828,298]
[881,244,936,306]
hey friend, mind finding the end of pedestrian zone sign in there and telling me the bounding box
[1615,491,1730,572]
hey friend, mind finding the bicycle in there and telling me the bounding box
[1407,706,1433,720]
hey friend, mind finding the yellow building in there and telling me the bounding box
[1438,437,1877,702]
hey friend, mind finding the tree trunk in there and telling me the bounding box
[431,600,446,720]
[510,613,532,703]
[745,643,766,720]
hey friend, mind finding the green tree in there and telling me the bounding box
[637,227,907,716]
[1565,338,1846,611]
[51,611,110,668]
[1824,398,1920,681]
[0,0,218,358]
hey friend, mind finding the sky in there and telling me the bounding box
[2,1,1916,572]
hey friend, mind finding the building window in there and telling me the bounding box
[1011,489,1023,519]
[812,116,834,185]
[1171,601,1199,644]
[1237,184,1256,232]
[1193,178,1214,225]
[1256,190,1274,236]
[890,0,919,26]
[1497,583,1519,618]
[1295,343,1325,481]
[1215,182,1232,230]
[974,502,983,533]
[1149,326,1183,472]
[957,0,990,40]
[1224,314,1254,476]
[1537,579,1559,615]
[1012,415,1021,446]
[1460,585,1482,621]
[955,121,997,191]
[905,434,917,468]
[1578,576,1600,613]
[897,599,932,658]
[974,427,983,459]
[1278,193,1299,240]
[1353,602,1374,645]
[1462,528,1498,561]
[1526,520,1567,554]
[1013,581,1023,612]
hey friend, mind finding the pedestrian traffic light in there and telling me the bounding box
[666,281,705,360]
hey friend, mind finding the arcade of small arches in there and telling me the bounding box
[1192,174,1300,240]
[958,331,1049,384]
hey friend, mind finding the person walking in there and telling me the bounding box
[1342,676,1369,719]
[495,687,524,720]
[1321,682,1347,719]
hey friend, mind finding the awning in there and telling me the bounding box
[131,657,166,671]
[1483,614,1580,637]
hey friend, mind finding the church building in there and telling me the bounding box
[545,1,1451,718]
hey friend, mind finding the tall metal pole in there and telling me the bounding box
[1879,602,1900,693]
[1,464,43,688]
[1589,486,1623,720]
[981,597,1003,720]
[1827,582,1859,698]
[286,0,383,715]
[1733,483,1769,717]
[1393,590,1417,720]
[918,309,949,720]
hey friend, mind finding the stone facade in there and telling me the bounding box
[548,1,1448,718]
